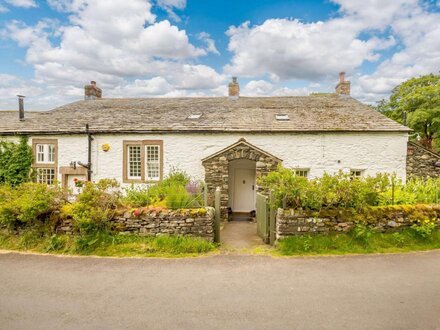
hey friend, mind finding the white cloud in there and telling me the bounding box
[1,0,225,109]
[225,0,440,102]
[108,77,173,97]
[0,4,9,12]
[156,0,186,22]
[225,18,395,81]
[242,80,274,96]
[198,32,220,55]
[4,0,37,8]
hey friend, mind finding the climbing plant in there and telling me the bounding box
[0,136,33,186]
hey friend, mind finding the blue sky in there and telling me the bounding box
[0,0,439,110]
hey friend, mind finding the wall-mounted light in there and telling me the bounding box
[102,143,110,152]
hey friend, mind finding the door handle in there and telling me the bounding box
[252,185,255,191]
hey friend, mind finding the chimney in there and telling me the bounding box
[17,95,25,121]
[335,72,350,95]
[228,77,239,100]
[84,81,102,100]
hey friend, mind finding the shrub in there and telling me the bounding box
[411,220,437,238]
[70,179,121,235]
[123,169,205,209]
[350,224,374,247]
[0,183,65,229]
[123,184,150,207]
[258,166,309,208]
[259,166,440,210]
[0,136,33,186]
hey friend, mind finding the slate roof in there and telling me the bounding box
[0,95,410,135]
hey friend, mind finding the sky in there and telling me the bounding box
[0,0,439,110]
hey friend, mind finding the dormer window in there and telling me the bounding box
[276,114,289,121]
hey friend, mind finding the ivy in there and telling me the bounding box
[0,136,33,186]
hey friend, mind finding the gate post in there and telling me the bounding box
[214,187,221,243]
[269,190,276,245]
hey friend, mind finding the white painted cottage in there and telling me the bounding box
[0,73,410,217]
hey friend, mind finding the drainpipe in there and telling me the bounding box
[86,124,93,181]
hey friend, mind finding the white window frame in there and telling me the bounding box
[145,145,160,181]
[127,145,142,180]
[36,144,55,164]
[294,168,309,178]
[37,168,56,185]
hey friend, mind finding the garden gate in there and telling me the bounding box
[256,192,276,245]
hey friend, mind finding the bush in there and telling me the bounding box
[123,184,150,207]
[0,183,65,229]
[259,166,440,210]
[0,136,33,186]
[411,220,437,238]
[123,169,205,209]
[69,179,121,235]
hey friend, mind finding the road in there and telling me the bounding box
[0,250,440,329]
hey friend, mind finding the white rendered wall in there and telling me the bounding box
[6,132,408,184]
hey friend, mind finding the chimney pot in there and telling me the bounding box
[228,77,240,100]
[335,72,350,96]
[85,81,102,100]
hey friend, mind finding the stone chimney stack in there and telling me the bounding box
[228,77,239,100]
[84,81,102,100]
[335,72,350,95]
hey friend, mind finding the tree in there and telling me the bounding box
[0,136,33,185]
[377,74,440,150]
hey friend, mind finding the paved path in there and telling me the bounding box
[220,221,263,249]
[1,251,440,329]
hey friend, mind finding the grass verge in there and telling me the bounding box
[276,228,440,256]
[0,230,217,258]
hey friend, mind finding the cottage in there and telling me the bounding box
[0,73,410,219]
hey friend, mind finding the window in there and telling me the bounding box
[146,145,160,181]
[33,139,58,185]
[127,145,142,179]
[37,168,55,185]
[36,143,55,164]
[123,140,163,183]
[294,169,309,178]
[350,169,364,179]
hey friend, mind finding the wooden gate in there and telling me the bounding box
[256,192,275,244]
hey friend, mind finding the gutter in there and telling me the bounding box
[0,128,413,136]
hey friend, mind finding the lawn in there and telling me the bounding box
[0,230,217,258]
[276,228,440,256]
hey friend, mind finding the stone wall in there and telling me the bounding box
[57,207,215,242]
[407,142,440,179]
[276,206,440,239]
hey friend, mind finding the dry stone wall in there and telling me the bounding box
[407,142,440,179]
[57,207,215,242]
[276,206,440,239]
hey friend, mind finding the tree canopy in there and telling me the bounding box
[377,74,440,150]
